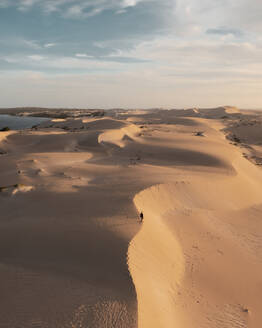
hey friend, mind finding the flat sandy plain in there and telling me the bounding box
[0,106,262,328]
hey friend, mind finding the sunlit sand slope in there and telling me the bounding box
[129,116,262,328]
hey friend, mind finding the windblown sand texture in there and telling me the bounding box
[0,107,262,327]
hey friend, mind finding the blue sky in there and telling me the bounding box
[0,0,262,108]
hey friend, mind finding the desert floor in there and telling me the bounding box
[0,107,262,328]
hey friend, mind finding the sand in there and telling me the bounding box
[0,107,262,327]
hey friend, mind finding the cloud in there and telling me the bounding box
[62,0,150,18]
[1,54,129,71]
[3,0,151,17]
[206,27,243,38]
[17,0,40,11]
[75,53,94,58]
[44,43,56,48]
[27,54,45,61]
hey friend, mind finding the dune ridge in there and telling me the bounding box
[128,185,185,327]
[128,119,262,327]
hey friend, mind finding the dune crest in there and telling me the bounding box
[128,157,262,327]
[129,185,185,327]
[98,123,141,148]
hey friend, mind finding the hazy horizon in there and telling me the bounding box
[1,0,261,108]
[0,106,262,111]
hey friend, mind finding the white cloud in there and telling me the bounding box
[121,0,142,8]
[2,54,127,71]
[44,43,56,48]
[5,0,151,17]
[75,53,94,58]
[1,0,261,38]
[0,38,57,50]
[1,0,261,35]
[28,55,45,61]
[18,0,40,11]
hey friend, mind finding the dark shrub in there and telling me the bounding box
[0,126,10,131]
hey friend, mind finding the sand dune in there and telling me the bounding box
[129,147,262,327]
[1,108,262,327]
[197,106,240,118]
[98,123,141,148]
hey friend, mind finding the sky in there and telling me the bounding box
[0,0,262,108]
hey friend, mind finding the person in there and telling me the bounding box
[139,212,144,223]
